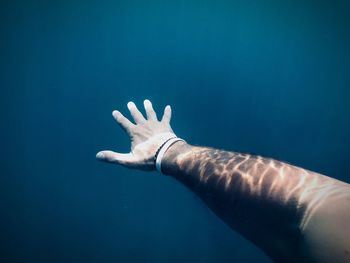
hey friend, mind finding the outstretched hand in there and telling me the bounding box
[96,100,177,170]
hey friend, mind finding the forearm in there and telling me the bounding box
[162,140,313,214]
[162,141,306,234]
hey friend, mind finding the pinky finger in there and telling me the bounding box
[161,105,172,123]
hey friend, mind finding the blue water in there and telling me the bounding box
[1,0,350,262]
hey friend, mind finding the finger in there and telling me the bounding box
[127,101,146,124]
[143,99,158,121]
[96,150,135,165]
[161,105,172,123]
[112,110,134,134]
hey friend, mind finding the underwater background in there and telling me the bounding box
[1,0,350,262]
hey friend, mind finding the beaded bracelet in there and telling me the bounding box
[154,137,185,173]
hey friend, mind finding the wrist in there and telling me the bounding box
[160,140,192,175]
[155,137,183,172]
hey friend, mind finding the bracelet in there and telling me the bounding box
[154,137,176,162]
[155,137,185,173]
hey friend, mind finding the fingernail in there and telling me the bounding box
[96,152,105,159]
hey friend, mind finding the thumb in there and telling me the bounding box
[96,150,135,165]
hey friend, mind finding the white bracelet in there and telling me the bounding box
[155,137,185,173]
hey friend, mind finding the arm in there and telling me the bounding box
[162,141,350,262]
[97,100,350,262]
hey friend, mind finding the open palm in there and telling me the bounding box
[96,100,177,170]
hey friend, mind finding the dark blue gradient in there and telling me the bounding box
[1,0,349,262]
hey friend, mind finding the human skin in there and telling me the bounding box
[97,100,350,262]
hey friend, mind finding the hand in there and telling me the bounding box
[96,99,177,171]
